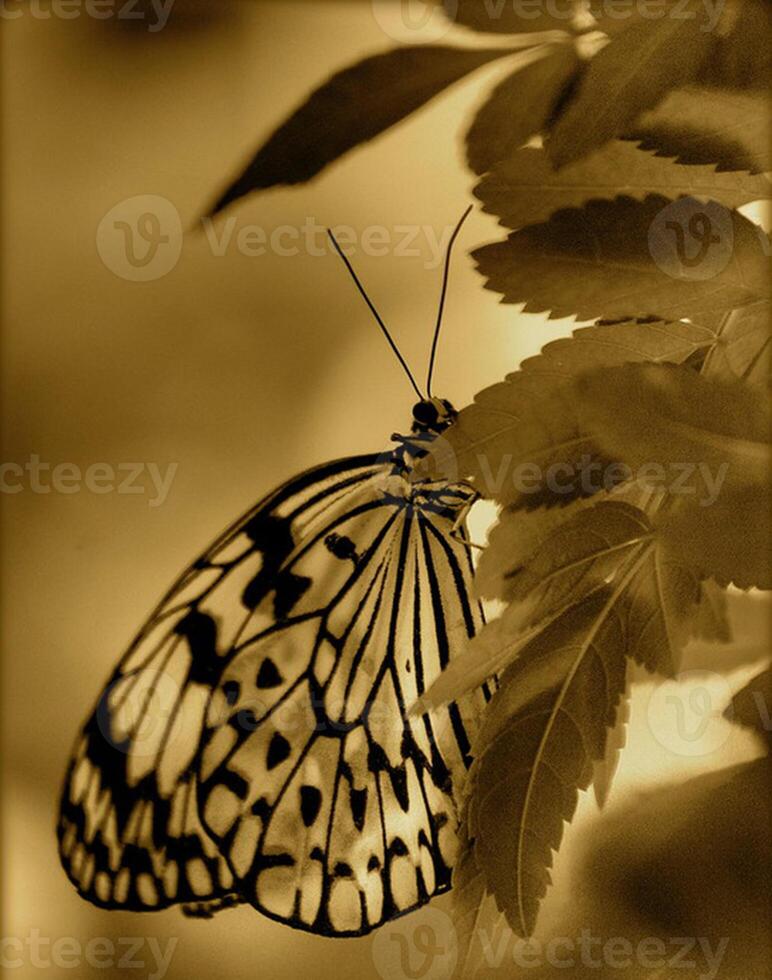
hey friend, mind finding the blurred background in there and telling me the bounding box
[2,2,769,978]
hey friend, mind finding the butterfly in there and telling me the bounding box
[58,206,492,936]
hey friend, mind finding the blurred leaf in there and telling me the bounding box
[445,0,579,34]
[466,587,628,936]
[473,195,770,321]
[703,301,771,387]
[725,665,772,745]
[576,363,771,495]
[208,45,518,214]
[696,0,772,90]
[659,485,772,590]
[424,319,717,506]
[627,86,770,173]
[547,3,716,167]
[450,819,488,979]
[475,141,771,229]
[466,43,580,175]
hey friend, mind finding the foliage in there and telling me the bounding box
[208,1,770,971]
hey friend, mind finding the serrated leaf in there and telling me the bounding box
[703,301,771,387]
[475,496,599,599]
[208,45,518,214]
[576,363,771,495]
[450,820,488,980]
[445,0,579,34]
[419,500,701,712]
[466,43,580,175]
[725,665,772,745]
[593,668,630,808]
[627,86,770,174]
[659,485,772,590]
[496,500,701,675]
[473,195,770,321]
[467,587,628,936]
[425,318,717,505]
[475,141,771,230]
[547,2,716,167]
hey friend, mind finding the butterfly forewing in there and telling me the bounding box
[59,442,489,935]
[57,455,384,912]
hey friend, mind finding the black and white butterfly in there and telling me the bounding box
[58,207,491,936]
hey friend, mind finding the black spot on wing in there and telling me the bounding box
[256,658,283,689]
[266,732,291,770]
[300,786,322,827]
[176,610,220,685]
[334,862,353,878]
[350,787,368,832]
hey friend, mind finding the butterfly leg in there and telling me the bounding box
[449,495,486,551]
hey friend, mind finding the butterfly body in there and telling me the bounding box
[58,400,490,936]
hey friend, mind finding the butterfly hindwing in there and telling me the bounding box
[197,473,488,936]
[57,455,385,912]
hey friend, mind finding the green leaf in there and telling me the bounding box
[547,3,717,167]
[576,363,772,495]
[659,485,772,590]
[473,195,770,321]
[424,319,717,505]
[475,141,771,230]
[466,587,628,936]
[208,45,519,214]
[446,0,579,34]
[627,86,770,174]
[466,43,580,175]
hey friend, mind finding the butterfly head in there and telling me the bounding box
[411,397,457,435]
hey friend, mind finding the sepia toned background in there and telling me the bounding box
[2,2,769,978]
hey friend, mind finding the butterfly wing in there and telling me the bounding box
[197,473,488,936]
[58,455,386,912]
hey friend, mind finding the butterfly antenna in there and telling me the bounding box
[327,229,423,401]
[426,204,474,398]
